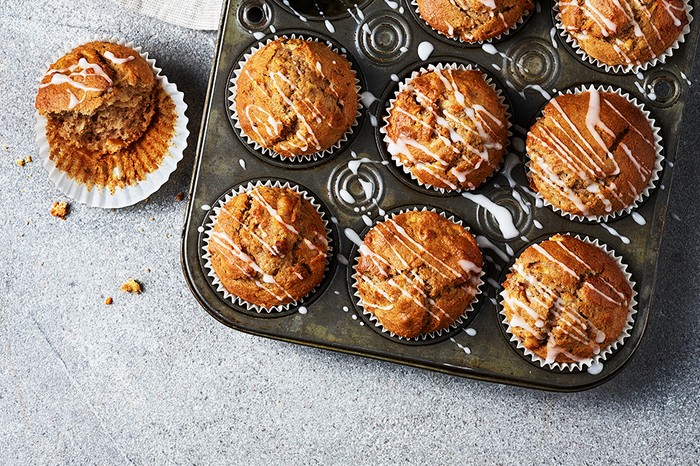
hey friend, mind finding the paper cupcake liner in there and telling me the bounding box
[553,1,693,74]
[351,206,485,341]
[411,0,532,45]
[35,36,189,208]
[499,234,638,372]
[379,62,512,194]
[525,84,664,223]
[201,179,333,314]
[228,34,363,163]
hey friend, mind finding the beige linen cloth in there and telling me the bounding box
[111,0,225,30]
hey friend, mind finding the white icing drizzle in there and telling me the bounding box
[417,41,434,61]
[103,51,135,65]
[462,193,519,239]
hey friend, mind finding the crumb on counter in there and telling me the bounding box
[16,159,25,167]
[25,155,32,163]
[120,278,142,294]
[105,297,113,305]
[175,192,184,201]
[50,201,69,220]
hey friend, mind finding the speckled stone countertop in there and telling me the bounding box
[2,0,699,464]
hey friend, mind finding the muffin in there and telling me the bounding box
[384,67,508,191]
[355,211,483,338]
[558,0,690,69]
[35,41,177,192]
[207,185,329,309]
[234,38,358,158]
[526,88,658,219]
[417,0,534,43]
[501,234,633,365]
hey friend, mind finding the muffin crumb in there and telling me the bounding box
[120,279,142,294]
[175,192,184,201]
[105,297,113,305]
[50,201,69,220]
[16,159,25,167]
[25,155,32,163]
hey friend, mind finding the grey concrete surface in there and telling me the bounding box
[1,0,699,464]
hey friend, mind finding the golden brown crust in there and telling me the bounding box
[208,186,329,309]
[356,211,483,338]
[502,234,632,364]
[417,0,534,43]
[386,69,508,191]
[526,90,656,218]
[559,0,689,67]
[235,38,358,158]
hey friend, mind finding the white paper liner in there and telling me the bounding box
[525,84,664,223]
[380,63,512,193]
[412,0,532,45]
[201,180,333,313]
[553,1,693,74]
[499,234,638,372]
[351,207,485,341]
[35,36,189,208]
[228,34,362,163]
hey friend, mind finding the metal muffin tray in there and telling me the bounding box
[182,0,699,391]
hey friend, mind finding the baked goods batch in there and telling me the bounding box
[34,0,694,378]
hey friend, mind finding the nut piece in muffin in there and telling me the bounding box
[526,89,657,219]
[234,38,358,158]
[558,0,690,69]
[208,186,329,309]
[384,67,508,191]
[355,211,483,338]
[501,234,633,365]
[35,41,177,192]
[417,0,534,43]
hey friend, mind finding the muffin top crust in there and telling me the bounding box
[558,0,690,68]
[526,89,657,219]
[355,210,483,338]
[417,0,535,43]
[501,234,633,365]
[208,186,329,309]
[385,68,508,191]
[234,38,358,158]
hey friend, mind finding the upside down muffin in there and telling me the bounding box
[501,234,633,365]
[234,38,358,158]
[558,0,690,69]
[207,186,329,309]
[35,41,177,192]
[355,211,483,338]
[417,0,535,43]
[526,88,658,219]
[384,67,508,191]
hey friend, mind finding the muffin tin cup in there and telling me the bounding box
[227,34,363,164]
[499,234,638,373]
[350,206,485,343]
[411,0,533,46]
[35,36,189,208]
[379,62,512,194]
[525,84,665,223]
[201,179,334,314]
[553,1,694,75]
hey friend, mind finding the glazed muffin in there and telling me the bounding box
[384,67,508,191]
[558,0,690,69]
[35,41,177,192]
[417,0,534,43]
[501,234,633,365]
[355,211,483,338]
[207,186,329,309]
[526,89,657,219]
[234,38,358,158]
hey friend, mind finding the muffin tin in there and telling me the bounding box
[181,0,699,391]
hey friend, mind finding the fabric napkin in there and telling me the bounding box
[111,0,225,30]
